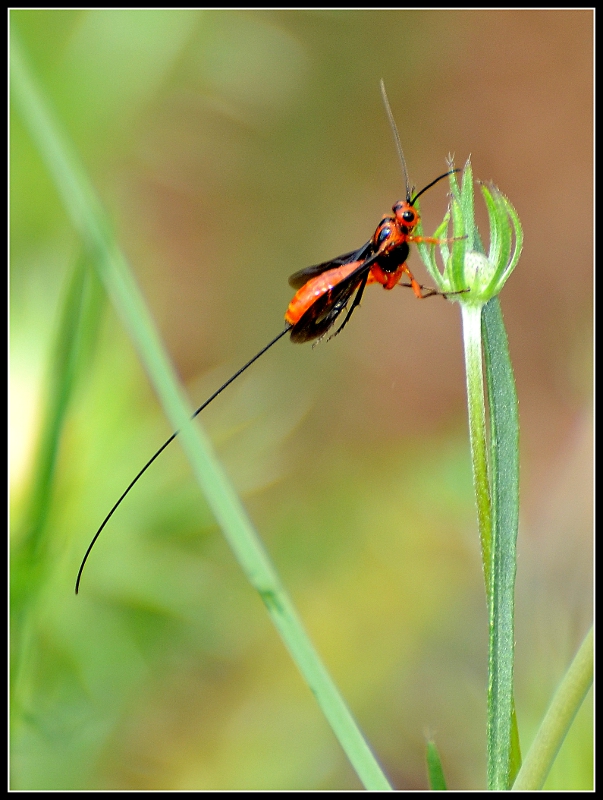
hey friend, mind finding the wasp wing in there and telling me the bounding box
[289,258,375,343]
[288,241,373,290]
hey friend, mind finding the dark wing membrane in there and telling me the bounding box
[288,241,373,290]
[289,260,373,343]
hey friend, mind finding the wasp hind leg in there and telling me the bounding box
[398,282,469,300]
[398,280,439,299]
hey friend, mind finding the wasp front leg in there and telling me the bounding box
[407,234,465,246]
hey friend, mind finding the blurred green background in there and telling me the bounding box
[10,10,592,790]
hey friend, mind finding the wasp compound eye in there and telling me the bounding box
[394,203,419,225]
[393,202,418,226]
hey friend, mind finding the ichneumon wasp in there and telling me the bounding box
[75,81,463,592]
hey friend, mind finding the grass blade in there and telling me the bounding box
[11,31,392,790]
[512,627,593,790]
[426,740,448,790]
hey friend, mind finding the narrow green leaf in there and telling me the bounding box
[414,201,450,289]
[426,740,448,790]
[449,194,467,290]
[11,254,105,727]
[493,194,523,293]
[482,297,520,789]
[459,158,476,252]
[512,627,593,790]
[18,256,104,561]
[436,211,453,274]
[493,191,512,284]
[480,184,502,270]
[509,706,522,787]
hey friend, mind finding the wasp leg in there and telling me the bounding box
[408,235,467,246]
[398,282,470,300]
[327,272,370,342]
[398,280,439,299]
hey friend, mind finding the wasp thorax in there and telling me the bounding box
[375,223,393,247]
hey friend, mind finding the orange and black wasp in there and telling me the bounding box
[284,172,456,343]
[284,81,460,343]
[76,83,461,592]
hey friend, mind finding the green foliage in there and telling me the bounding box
[426,740,447,790]
[10,10,592,791]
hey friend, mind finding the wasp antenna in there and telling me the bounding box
[410,168,461,206]
[380,79,411,202]
[75,325,291,594]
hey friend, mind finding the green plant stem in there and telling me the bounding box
[460,303,492,595]
[512,627,593,791]
[11,32,392,790]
